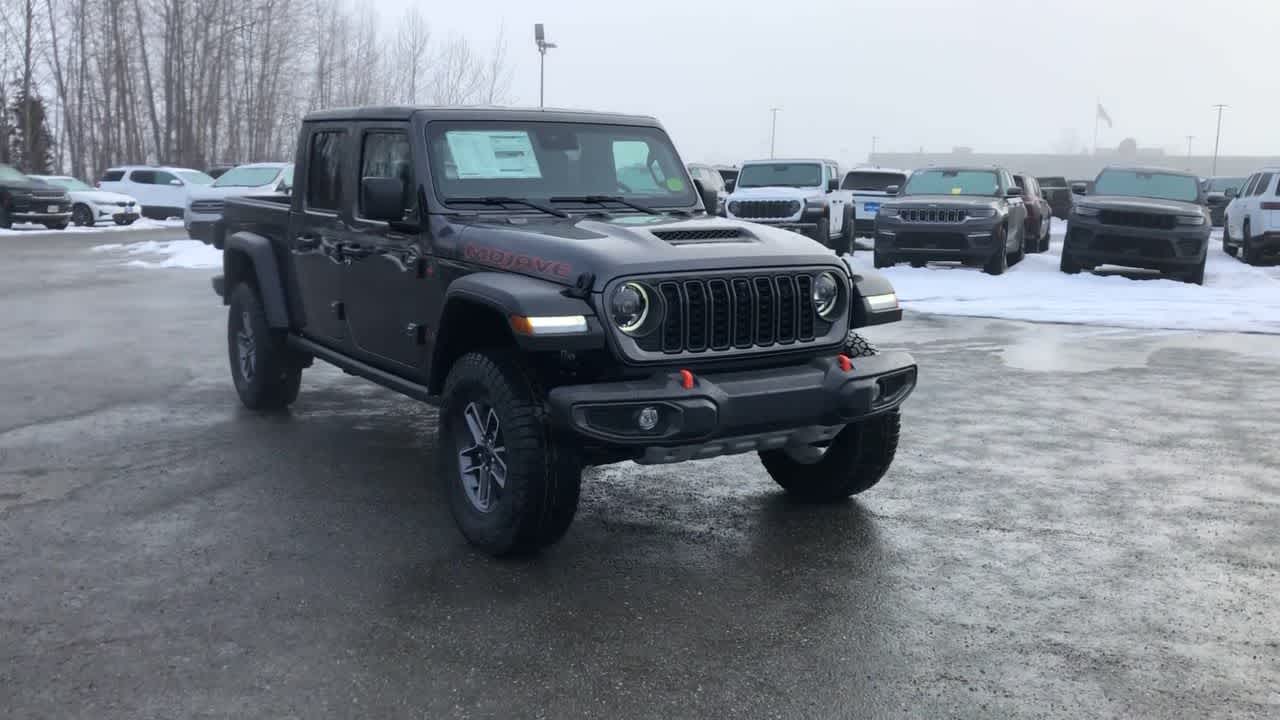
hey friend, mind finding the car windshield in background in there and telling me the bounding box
[213,166,283,188]
[903,170,999,197]
[0,164,27,182]
[42,177,93,191]
[176,170,215,185]
[736,163,822,189]
[1037,176,1067,188]
[1205,177,1245,193]
[1093,170,1199,202]
[426,121,695,208]
[841,172,906,191]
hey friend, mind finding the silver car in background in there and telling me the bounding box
[185,162,292,243]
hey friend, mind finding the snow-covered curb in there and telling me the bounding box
[92,239,222,269]
[0,218,184,236]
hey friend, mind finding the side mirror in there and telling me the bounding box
[169,179,183,186]
[1224,188,1237,199]
[884,185,900,195]
[361,177,407,222]
[1006,187,1022,198]
[278,183,292,195]
[1071,182,1088,195]
[693,178,718,216]
[724,179,736,192]
[826,177,838,192]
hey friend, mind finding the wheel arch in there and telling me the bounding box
[223,231,290,328]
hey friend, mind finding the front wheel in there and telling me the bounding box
[439,351,582,555]
[983,226,1009,275]
[114,217,136,226]
[1242,222,1262,265]
[873,251,894,269]
[758,332,900,501]
[72,204,94,227]
[44,221,68,231]
[1223,225,1237,256]
[833,205,855,256]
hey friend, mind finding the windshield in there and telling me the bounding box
[0,164,27,182]
[213,166,284,188]
[1093,170,1199,202]
[176,170,214,185]
[40,176,93,191]
[1037,176,1067,188]
[736,163,822,189]
[903,169,999,197]
[842,171,906,192]
[1205,177,1245,193]
[427,121,695,209]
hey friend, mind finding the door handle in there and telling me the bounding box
[295,233,320,250]
[339,243,372,260]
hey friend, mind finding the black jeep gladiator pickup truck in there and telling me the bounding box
[211,106,917,555]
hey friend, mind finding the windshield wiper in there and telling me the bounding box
[549,195,661,215]
[442,196,568,218]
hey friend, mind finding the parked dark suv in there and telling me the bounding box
[1036,176,1073,219]
[1061,166,1210,284]
[0,164,72,230]
[873,166,1029,275]
[211,106,918,556]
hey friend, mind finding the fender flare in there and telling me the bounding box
[223,231,290,328]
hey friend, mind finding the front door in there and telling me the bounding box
[291,126,348,345]
[342,126,430,376]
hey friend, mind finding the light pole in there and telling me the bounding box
[1185,135,1194,167]
[535,24,557,109]
[769,107,780,159]
[1211,104,1227,176]
[871,135,878,160]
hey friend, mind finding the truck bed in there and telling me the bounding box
[214,195,291,249]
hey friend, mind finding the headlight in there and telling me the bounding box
[610,282,651,335]
[1177,214,1206,226]
[812,272,841,319]
[728,201,741,215]
[1074,204,1100,217]
[788,200,802,214]
[967,207,996,218]
[879,207,899,218]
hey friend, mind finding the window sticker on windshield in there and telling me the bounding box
[445,131,542,179]
[666,177,685,192]
[951,187,962,194]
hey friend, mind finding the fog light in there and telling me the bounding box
[637,406,660,431]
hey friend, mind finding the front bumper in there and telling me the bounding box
[874,217,1003,260]
[12,210,72,223]
[1065,220,1209,271]
[547,351,917,464]
[185,211,220,243]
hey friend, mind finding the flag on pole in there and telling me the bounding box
[1096,103,1113,129]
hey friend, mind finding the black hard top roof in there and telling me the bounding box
[302,105,662,127]
[1099,165,1199,178]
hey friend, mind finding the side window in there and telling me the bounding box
[1252,173,1273,197]
[1241,174,1260,197]
[359,131,416,219]
[129,170,155,184]
[307,130,345,212]
[612,140,662,193]
[153,171,178,186]
[101,170,124,182]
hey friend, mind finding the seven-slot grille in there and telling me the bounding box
[189,199,226,214]
[733,200,799,219]
[634,273,818,355]
[1098,209,1176,230]
[899,207,968,223]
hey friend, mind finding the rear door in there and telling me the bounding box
[126,170,158,210]
[342,124,430,376]
[1247,171,1274,234]
[291,124,349,345]
[1227,173,1256,238]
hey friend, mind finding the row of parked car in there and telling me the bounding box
[690,158,1274,285]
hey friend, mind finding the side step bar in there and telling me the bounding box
[288,336,440,405]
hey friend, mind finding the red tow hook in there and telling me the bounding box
[679,369,695,389]
[837,354,854,372]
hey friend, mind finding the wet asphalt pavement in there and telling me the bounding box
[2,230,1278,719]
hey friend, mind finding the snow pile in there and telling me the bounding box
[849,224,1280,334]
[0,218,184,236]
[93,239,223,269]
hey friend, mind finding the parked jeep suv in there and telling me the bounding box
[1062,166,1210,284]
[724,159,855,254]
[873,166,1029,275]
[0,164,72,229]
[212,107,917,556]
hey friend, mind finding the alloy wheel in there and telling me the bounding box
[456,401,508,513]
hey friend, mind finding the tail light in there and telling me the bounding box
[1261,202,1280,210]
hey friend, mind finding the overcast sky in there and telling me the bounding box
[379,0,1277,167]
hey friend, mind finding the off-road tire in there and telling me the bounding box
[1181,258,1206,285]
[227,283,302,410]
[43,221,68,231]
[439,351,582,555]
[1060,242,1082,274]
[983,226,1009,275]
[758,332,901,501]
[72,204,94,227]
[874,251,894,269]
[834,205,855,256]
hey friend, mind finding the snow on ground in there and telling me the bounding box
[0,218,184,237]
[849,220,1280,334]
[94,239,223,269]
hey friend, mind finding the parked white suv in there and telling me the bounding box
[97,165,214,220]
[723,158,853,254]
[838,167,910,239]
[185,162,292,243]
[29,175,140,226]
[1223,167,1280,265]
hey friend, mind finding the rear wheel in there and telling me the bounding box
[1223,225,1238,256]
[227,283,302,410]
[983,226,1009,275]
[758,332,900,501]
[43,221,68,231]
[72,204,94,227]
[833,206,855,256]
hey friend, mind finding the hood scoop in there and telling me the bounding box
[652,227,753,245]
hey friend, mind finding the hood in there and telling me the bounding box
[188,183,278,201]
[727,185,824,202]
[1075,195,1203,214]
[1,176,55,192]
[449,213,846,291]
[75,189,137,204]
[884,194,1001,209]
